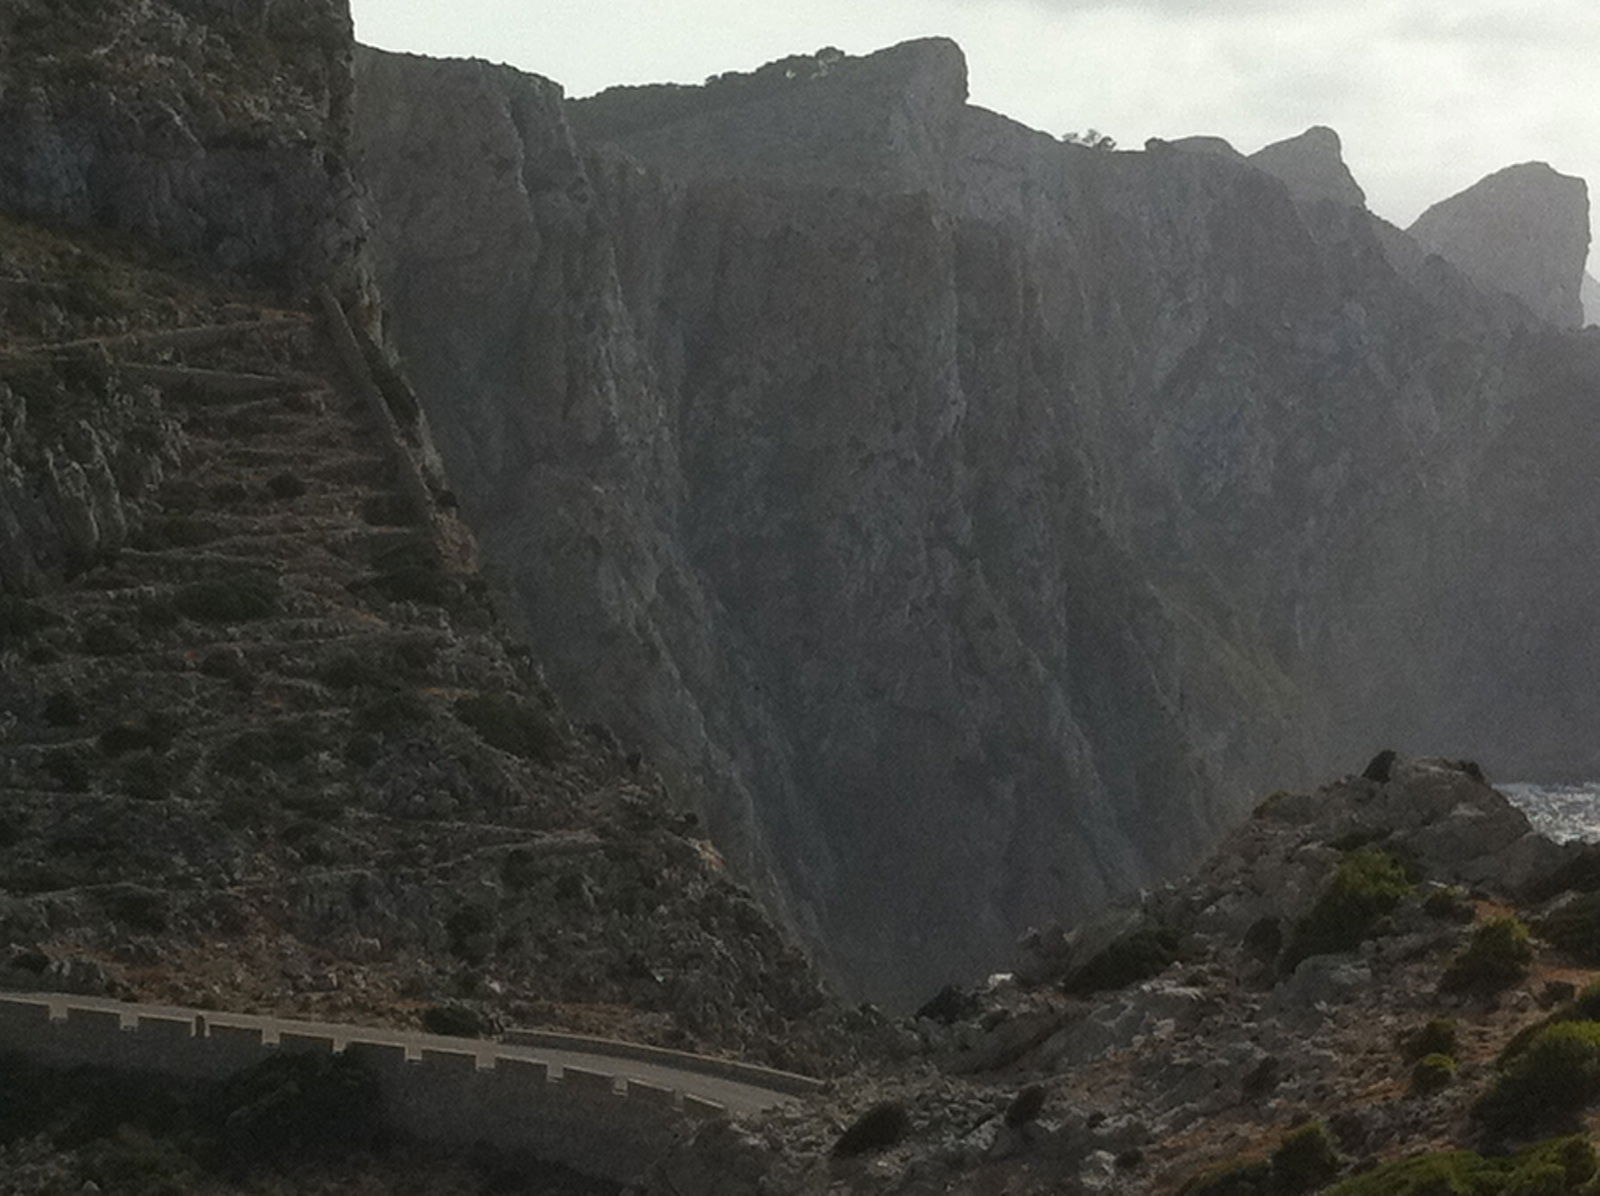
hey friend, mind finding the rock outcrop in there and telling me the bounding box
[1408,161,1591,328]
[1584,270,1599,325]
[354,39,1600,1006]
[1248,125,1367,208]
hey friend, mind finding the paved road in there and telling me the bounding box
[14,992,818,1116]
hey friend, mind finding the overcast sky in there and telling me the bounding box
[353,0,1598,272]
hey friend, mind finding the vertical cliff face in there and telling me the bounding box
[0,0,367,294]
[1408,162,1591,329]
[354,40,1600,1005]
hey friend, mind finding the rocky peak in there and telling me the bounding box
[1248,125,1367,208]
[1408,161,1591,328]
[567,37,969,193]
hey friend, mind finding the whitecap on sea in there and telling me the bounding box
[1502,783,1600,844]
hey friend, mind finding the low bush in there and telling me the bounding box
[454,693,561,763]
[212,721,322,777]
[1283,849,1413,968]
[174,574,281,623]
[1064,925,1180,996]
[1475,1021,1600,1135]
[1440,917,1534,992]
[1538,893,1600,964]
[99,714,178,757]
[1499,982,1600,1065]
[420,1003,495,1039]
[1403,1018,1459,1061]
[352,691,430,735]
[1411,1053,1457,1095]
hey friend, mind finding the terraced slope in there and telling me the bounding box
[0,217,860,1075]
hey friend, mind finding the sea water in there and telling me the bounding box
[1502,783,1600,844]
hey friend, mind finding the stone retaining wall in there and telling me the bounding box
[0,994,726,1182]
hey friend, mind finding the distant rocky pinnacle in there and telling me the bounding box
[1408,162,1592,329]
[1247,125,1367,208]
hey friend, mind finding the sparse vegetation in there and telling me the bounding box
[1402,1017,1459,1061]
[1422,885,1476,923]
[1283,849,1413,968]
[0,595,62,642]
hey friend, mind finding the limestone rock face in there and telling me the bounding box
[1248,126,1366,208]
[0,0,367,294]
[1408,162,1591,328]
[1584,271,1599,325]
[354,39,1600,1006]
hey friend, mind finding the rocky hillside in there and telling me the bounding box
[354,39,1600,1006]
[642,756,1600,1194]
[0,213,862,1074]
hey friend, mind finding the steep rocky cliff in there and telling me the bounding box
[353,39,1600,1006]
[1247,125,1366,208]
[1408,162,1591,329]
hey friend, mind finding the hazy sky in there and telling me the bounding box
[353,0,1599,271]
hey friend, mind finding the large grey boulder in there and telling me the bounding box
[1408,162,1591,328]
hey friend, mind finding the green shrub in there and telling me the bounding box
[131,516,218,551]
[420,1003,495,1038]
[454,693,561,762]
[173,574,281,623]
[1411,1053,1457,1095]
[1064,925,1180,996]
[369,565,458,608]
[1441,917,1534,992]
[1270,1122,1342,1192]
[1538,894,1600,964]
[360,494,420,527]
[1283,849,1413,968]
[1404,1017,1459,1061]
[1324,1138,1596,1195]
[1423,885,1476,923]
[1180,1122,1342,1195]
[1500,982,1600,1066]
[1475,1021,1600,1135]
